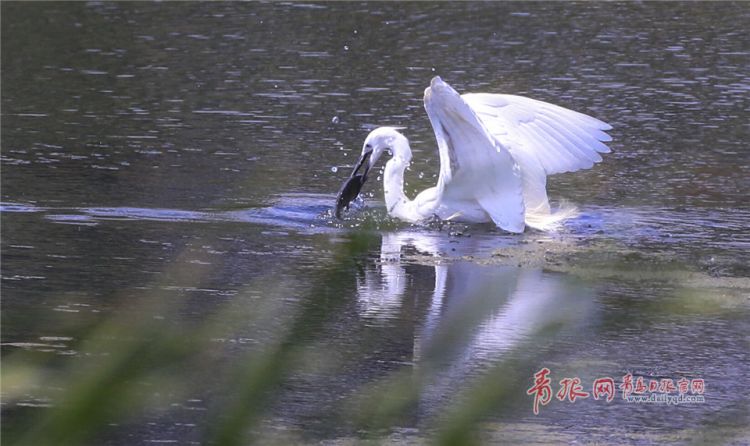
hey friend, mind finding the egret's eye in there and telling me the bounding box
[365,143,372,151]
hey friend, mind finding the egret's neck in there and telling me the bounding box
[383,138,415,221]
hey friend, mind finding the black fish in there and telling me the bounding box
[335,174,365,218]
[334,146,373,219]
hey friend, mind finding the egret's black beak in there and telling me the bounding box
[334,148,373,218]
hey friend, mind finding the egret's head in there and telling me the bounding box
[362,126,410,166]
[334,127,407,218]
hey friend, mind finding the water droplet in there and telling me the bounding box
[331,116,340,124]
[418,171,424,179]
[431,67,436,72]
[344,45,349,51]
[331,166,338,173]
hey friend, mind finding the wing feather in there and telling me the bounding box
[463,93,612,176]
[421,78,612,232]
[533,118,599,166]
[424,81,526,232]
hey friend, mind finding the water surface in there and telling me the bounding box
[2,2,749,445]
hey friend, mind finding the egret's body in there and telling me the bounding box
[336,77,612,233]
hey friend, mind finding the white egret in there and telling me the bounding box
[335,77,613,232]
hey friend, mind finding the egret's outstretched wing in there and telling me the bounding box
[462,92,612,229]
[462,93,613,175]
[423,78,525,232]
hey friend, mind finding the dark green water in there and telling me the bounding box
[2,2,749,445]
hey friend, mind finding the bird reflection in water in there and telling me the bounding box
[354,231,596,413]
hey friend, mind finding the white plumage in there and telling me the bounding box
[335,76,612,233]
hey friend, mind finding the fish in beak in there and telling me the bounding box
[334,148,372,218]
